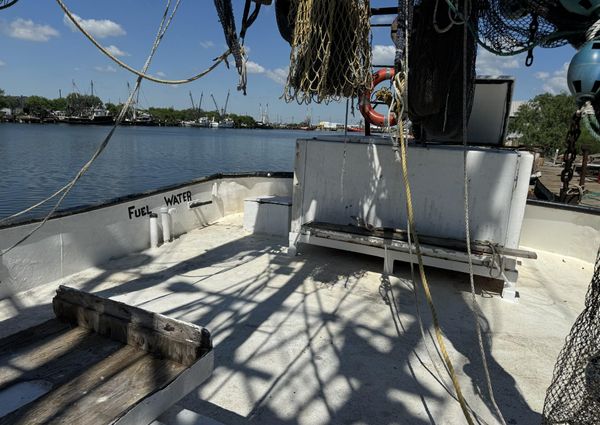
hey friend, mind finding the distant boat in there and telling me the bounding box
[219,118,234,128]
[209,117,219,128]
[182,116,210,128]
[65,107,114,125]
[124,111,157,126]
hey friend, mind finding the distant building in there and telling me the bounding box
[510,100,526,118]
[318,121,343,131]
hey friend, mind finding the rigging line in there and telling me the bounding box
[1,0,180,256]
[388,66,474,422]
[56,0,230,85]
[0,0,186,226]
[395,106,475,425]
[461,1,506,424]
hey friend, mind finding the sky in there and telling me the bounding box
[0,0,577,124]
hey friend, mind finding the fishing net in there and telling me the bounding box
[392,0,593,140]
[404,0,478,140]
[474,0,593,55]
[0,0,19,10]
[542,248,600,425]
[214,0,247,93]
[283,0,372,104]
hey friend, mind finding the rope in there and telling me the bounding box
[581,101,600,141]
[56,0,230,85]
[390,71,475,425]
[461,1,506,422]
[586,18,600,41]
[1,0,181,256]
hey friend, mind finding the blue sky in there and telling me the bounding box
[0,0,576,124]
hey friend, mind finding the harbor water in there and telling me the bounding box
[0,124,320,221]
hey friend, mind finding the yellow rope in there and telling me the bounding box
[393,74,475,425]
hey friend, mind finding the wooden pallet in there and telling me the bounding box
[0,286,214,425]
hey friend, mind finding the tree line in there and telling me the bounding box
[509,93,600,155]
[0,88,257,127]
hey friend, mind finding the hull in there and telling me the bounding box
[0,172,293,297]
[65,116,115,125]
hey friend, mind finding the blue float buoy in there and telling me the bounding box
[560,0,600,16]
[568,39,600,105]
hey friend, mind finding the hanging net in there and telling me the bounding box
[406,0,478,140]
[214,0,247,93]
[474,0,593,55]
[542,249,600,425]
[283,0,372,104]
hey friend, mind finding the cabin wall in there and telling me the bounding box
[520,202,600,264]
[0,176,292,298]
[292,137,533,248]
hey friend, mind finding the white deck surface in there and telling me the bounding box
[1,213,594,425]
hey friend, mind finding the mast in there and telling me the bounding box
[198,92,204,114]
[223,90,230,116]
[211,94,220,115]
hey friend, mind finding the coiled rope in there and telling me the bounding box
[1,0,182,256]
[56,0,230,85]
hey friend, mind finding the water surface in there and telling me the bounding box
[0,124,318,220]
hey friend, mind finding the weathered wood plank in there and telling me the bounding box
[0,320,122,389]
[53,298,205,366]
[303,221,538,259]
[0,344,186,425]
[53,286,212,365]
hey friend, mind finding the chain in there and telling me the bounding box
[525,15,539,67]
[559,110,582,202]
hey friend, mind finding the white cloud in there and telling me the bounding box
[372,16,393,25]
[199,40,214,49]
[535,71,550,79]
[0,60,5,66]
[243,60,288,85]
[64,14,125,39]
[156,71,166,77]
[536,63,569,94]
[476,49,522,75]
[94,65,117,73]
[105,44,128,57]
[3,18,59,42]
[246,60,265,74]
[372,45,395,66]
[266,67,288,85]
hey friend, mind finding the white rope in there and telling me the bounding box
[461,1,506,423]
[587,18,600,41]
[0,0,205,227]
[1,0,181,256]
[56,0,230,85]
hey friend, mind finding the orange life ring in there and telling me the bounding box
[359,68,397,127]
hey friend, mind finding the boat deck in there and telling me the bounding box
[0,213,594,425]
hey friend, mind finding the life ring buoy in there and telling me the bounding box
[359,68,397,127]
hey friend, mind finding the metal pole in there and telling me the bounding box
[580,148,589,188]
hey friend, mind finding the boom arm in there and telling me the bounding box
[223,90,230,116]
[211,94,220,114]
